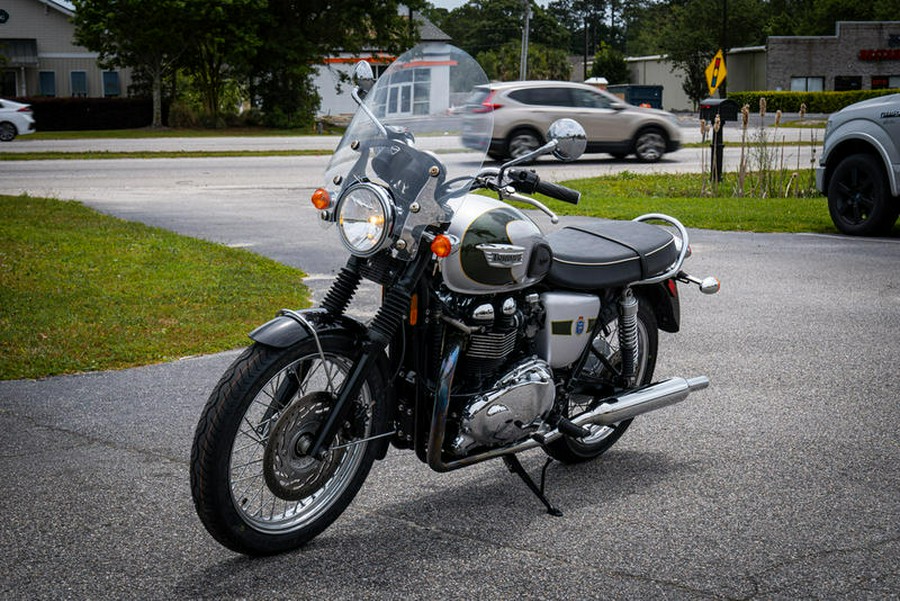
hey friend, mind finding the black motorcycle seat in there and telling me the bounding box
[545,219,678,289]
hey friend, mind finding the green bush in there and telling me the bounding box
[726,89,899,113]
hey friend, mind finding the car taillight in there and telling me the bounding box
[472,91,502,113]
[17,106,32,114]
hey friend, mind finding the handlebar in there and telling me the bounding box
[506,169,581,205]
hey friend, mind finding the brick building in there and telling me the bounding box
[767,21,900,92]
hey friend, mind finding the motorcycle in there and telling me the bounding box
[190,43,719,556]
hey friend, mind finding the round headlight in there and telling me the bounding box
[337,183,394,256]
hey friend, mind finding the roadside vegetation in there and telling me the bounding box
[549,172,833,233]
[0,195,310,380]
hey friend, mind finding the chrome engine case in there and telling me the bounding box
[451,358,555,455]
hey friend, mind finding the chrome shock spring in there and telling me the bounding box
[617,288,639,385]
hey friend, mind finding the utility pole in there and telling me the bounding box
[519,0,531,80]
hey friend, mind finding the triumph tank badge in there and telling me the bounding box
[575,316,585,335]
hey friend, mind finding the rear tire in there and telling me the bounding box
[545,302,658,463]
[190,337,387,555]
[827,153,899,236]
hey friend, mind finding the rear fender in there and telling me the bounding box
[249,308,394,460]
[635,281,680,333]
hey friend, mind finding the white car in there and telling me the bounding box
[0,98,36,141]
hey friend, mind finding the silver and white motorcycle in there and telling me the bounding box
[190,42,719,555]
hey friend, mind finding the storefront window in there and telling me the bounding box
[834,76,861,91]
[790,76,824,92]
[872,76,900,89]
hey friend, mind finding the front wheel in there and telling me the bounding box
[0,122,17,142]
[633,128,667,162]
[190,336,387,555]
[545,302,658,463]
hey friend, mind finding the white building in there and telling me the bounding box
[0,0,132,99]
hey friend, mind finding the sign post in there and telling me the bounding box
[705,49,727,97]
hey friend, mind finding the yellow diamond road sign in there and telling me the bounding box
[706,49,726,96]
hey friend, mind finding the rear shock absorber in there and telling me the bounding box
[618,288,639,386]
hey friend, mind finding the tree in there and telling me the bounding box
[591,41,629,83]
[436,0,569,60]
[649,0,767,106]
[73,0,191,128]
[478,41,571,80]
[180,0,264,126]
[250,0,422,127]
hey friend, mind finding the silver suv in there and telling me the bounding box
[816,94,900,236]
[462,81,682,162]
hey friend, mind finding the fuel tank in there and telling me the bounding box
[442,194,551,295]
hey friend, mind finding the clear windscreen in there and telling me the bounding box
[322,42,493,212]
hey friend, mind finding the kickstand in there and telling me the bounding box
[502,455,563,517]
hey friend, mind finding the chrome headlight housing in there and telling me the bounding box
[336,183,395,257]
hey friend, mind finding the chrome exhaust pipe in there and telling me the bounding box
[572,376,709,428]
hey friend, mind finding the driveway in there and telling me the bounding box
[1,140,897,599]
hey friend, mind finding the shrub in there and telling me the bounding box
[20,97,170,131]
[726,89,898,114]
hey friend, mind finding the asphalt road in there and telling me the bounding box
[1,140,898,599]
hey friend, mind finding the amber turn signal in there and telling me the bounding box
[311,188,331,210]
[430,235,453,258]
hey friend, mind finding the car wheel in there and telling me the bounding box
[827,153,899,236]
[0,122,17,142]
[506,128,543,160]
[633,128,666,162]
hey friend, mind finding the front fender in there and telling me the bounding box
[249,308,368,348]
[249,308,394,460]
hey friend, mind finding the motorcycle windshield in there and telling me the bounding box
[322,43,492,242]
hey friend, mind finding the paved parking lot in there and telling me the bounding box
[1,140,897,599]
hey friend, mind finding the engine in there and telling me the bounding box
[434,289,556,455]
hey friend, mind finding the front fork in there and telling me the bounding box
[306,249,431,460]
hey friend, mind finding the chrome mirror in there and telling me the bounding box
[547,119,586,161]
[353,60,376,97]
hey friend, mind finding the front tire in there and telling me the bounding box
[0,122,17,142]
[827,153,899,236]
[506,128,543,160]
[545,302,658,463]
[633,128,667,162]
[190,336,387,555]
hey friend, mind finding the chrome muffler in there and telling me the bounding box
[571,376,709,428]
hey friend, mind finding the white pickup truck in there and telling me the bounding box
[816,94,900,236]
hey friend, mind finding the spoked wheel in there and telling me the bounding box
[190,336,387,555]
[0,122,17,142]
[545,302,658,463]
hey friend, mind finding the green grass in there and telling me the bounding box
[0,195,310,380]
[26,126,343,140]
[547,171,839,233]
[1,149,333,161]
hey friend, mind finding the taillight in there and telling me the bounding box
[472,91,502,113]
[17,106,32,114]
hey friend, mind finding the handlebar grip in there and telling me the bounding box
[507,168,581,204]
[534,179,581,204]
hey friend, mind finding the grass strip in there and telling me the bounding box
[1,149,333,161]
[547,171,838,233]
[0,195,310,380]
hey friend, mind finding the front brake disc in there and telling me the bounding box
[263,391,346,501]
